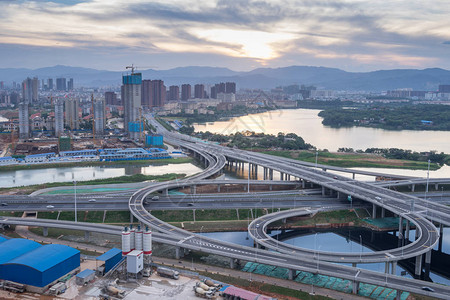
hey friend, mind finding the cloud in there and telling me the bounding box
[0,0,449,71]
[443,41,450,45]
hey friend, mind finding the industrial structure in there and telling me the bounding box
[0,238,80,291]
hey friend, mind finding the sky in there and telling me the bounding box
[0,0,449,72]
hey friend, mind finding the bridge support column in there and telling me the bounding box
[263,167,267,180]
[385,262,389,273]
[352,281,359,294]
[280,172,284,180]
[103,210,107,223]
[381,207,385,218]
[230,258,235,269]
[288,269,294,280]
[236,209,239,220]
[439,223,444,252]
[175,247,183,259]
[190,185,196,194]
[352,172,355,179]
[269,169,273,180]
[130,212,134,224]
[84,231,90,242]
[269,185,273,191]
[282,218,287,224]
[193,209,196,222]
[396,290,402,300]
[302,180,305,189]
[405,220,410,241]
[322,168,327,172]
[163,188,169,196]
[424,250,432,277]
[322,186,326,196]
[398,217,403,240]
[415,254,422,277]
[43,227,48,237]
[287,175,291,181]
[372,203,377,219]
[435,183,439,191]
[336,191,340,199]
[391,261,397,275]
[217,184,221,192]
[411,184,415,192]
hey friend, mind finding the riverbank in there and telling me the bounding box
[261,150,441,170]
[0,173,185,195]
[0,156,193,172]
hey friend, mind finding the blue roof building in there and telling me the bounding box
[0,239,80,288]
[96,248,122,274]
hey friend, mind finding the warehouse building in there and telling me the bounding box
[0,238,80,290]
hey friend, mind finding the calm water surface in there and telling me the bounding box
[194,109,450,153]
[0,163,203,188]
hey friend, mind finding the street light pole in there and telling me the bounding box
[425,159,430,200]
[247,157,250,194]
[315,151,318,168]
[73,180,77,222]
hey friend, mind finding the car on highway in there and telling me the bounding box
[256,223,260,228]
[152,196,159,201]
[46,205,55,209]
[187,203,194,206]
[88,199,96,202]
[1,203,8,206]
[421,286,434,292]
[333,176,338,179]
[375,196,382,200]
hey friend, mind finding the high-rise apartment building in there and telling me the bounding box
[93,98,105,136]
[194,84,205,99]
[225,82,236,94]
[22,77,38,103]
[168,85,179,101]
[439,85,450,93]
[64,98,79,130]
[181,84,191,101]
[122,72,142,140]
[54,99,64,137]
[48,78,53,90]
[105,92,119,105]
[142,80,166,108]
[56,78,67,91]
[67,78,74,91]
[18,102,29,139]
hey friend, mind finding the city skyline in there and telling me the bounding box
[0,1,449,72]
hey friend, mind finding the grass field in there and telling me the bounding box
[261,150,440,170]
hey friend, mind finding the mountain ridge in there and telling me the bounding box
[1,65,449,91]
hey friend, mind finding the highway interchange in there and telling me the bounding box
[1,115,450,298]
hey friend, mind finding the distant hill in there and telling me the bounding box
[1,65,450,91]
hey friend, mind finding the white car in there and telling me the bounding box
[375,196,381,200]
[88,199,96,202]
[46,205,55,209]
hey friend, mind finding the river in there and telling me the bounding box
[0,162,203,188]
[194,109,450,153]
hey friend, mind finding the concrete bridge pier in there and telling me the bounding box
[175,247,183,259]
[43,227,48,237]
[352,280,359,294]
[391,262,397,274]
[280,172,284,181]
[190,185,197,194]
[217,184,221,192]
[396,290,402,300]
[411,184,415,192]
[84,231,90,242]
[230,258,235,269]
[398,216,403,239]
[424,250,432,277]
[439,223,444,252]
[288,269,295,280]
[302,180,305,189]
[163,188,169,196]
[381,207,385,218]
[385,262,389,273]
[415,254,423,277]
[321,186,326,196]
[405,220,410,241]
[352,172,355,179]
[372,204,377,219]
[287,174,291,180]
[435,183,439,191]
[269,169,273,180]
